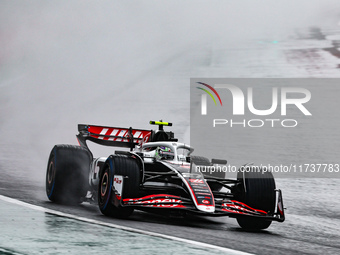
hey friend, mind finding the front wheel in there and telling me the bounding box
[235,167,276,230]
[98,155,140,218]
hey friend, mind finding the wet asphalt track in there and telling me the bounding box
[0,177,340,255]
[1,2,340,254]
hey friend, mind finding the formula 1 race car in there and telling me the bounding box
[46,121,285,230]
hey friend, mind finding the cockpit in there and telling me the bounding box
[141,142,193,162]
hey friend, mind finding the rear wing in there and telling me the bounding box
[77,124,152,150]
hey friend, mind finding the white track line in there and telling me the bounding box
[0,195,253,255]
[0,248,24,255]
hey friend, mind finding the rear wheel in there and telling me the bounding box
[98,155,140,218]
[235,167,276,230]
[46,145,92,204]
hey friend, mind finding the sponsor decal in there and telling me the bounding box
[113,175,123,199]
[193,189,210,192]
[125,198,185,208]
[87,126,151,142]
[180,165,190,169]
[123,194,186,208]
[183,176,215,212]
[139,132,151,145]
[114,177,122,184]
[189,179,204,183]
[221,208,247,215]
[221,201,267,215]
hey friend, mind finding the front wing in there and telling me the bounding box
[121,190,285,222]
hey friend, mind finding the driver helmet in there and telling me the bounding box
[155,146,174,160]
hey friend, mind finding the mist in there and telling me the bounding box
[1,0,340,184]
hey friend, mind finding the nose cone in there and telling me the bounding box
[197,205,215,213]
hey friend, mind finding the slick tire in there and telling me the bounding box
[191,156,224,191]
[236,168,276,230]
[46,145,92,204]
[98,155,140,218]
[190,156,211,166]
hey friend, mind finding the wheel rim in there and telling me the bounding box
[101,172,109,197]
[47,161,55,185]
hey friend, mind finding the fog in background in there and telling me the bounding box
[1,0,340,184]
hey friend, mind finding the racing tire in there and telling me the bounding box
[191,156,224,191]
[190,156,211,166]
[98,155,140,218]
[46,145,92,204]
[235,167,276,230]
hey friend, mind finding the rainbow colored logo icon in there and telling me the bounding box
[196,82,223,106]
